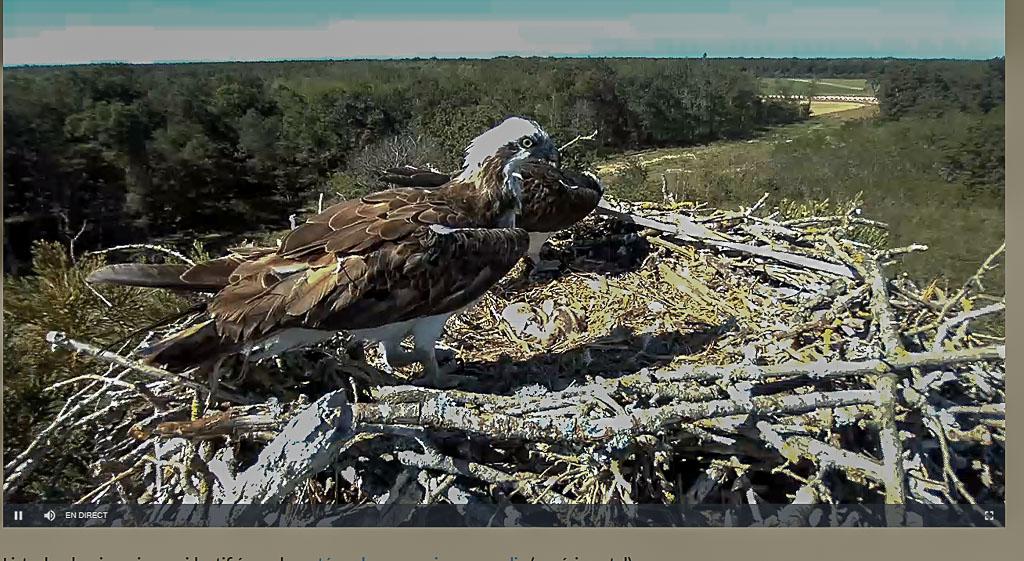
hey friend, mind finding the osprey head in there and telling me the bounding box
[458,116,558,181]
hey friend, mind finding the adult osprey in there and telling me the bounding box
[87,117,558,387]
[380,134,604,272]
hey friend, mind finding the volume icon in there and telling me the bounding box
[44,510,56,521]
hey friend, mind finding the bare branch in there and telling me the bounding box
[558,129,598,152]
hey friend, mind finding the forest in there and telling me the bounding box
[3,56,1002,274]
[2,55,1005,503]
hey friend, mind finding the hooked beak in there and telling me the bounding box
[546,146,560,168]
[530,144,559,168]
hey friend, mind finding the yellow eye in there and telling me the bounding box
[519,137,534,149]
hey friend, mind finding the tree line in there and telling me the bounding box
[3,57,803,273]
[871,58,1004,191]
[2,56,1003,274]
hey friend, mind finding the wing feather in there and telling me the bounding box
[133,171,533,369]
[376,159,603,233]
[205,187,487,340]
[284,265,340,317]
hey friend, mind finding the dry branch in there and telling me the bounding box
[45,331,248,403]
[558,129,598,152]
[650,345,1003,382]
[933,300,1005,352]
[220,391,354,509]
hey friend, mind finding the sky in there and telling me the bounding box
[2,0,1006,66]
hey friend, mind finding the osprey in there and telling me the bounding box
[380,129,604,272]
[87,117,558,387]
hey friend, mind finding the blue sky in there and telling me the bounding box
[3,0,1006,66]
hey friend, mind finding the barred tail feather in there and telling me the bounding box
[87,263,226,292]
[87,263,193,289]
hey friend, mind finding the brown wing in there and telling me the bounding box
[313,225,529,331]
[375,161,603,234]
[517,162,604,233]
[205,189,528,343]
[380,165,451,188]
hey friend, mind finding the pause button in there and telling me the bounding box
[13,510,24,521]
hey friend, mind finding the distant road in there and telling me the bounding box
[760,94,879,105]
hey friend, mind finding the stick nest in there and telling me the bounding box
[9,194,1005,524]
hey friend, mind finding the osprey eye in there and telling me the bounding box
[519,138,534,149]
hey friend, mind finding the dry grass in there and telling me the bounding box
[809,101,870,116]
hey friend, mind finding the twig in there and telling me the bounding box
[48,374,139,392]
[745,192,770,216]
[923,416,996,523]
[943,404,1004,416]
[879,244,929,261]
[773,284,869,339]
[646,232,855,279]
[4,365,137,497]
[395,449,569,504]
[423,475,457,504]
[936,242,1005,319]
[44,331,246,403]
[89,243,196,266]
[756,421,883,483]
[75,458,147,504]
[596,199,731,242]
[558,129,598,152]
[782,215,890,230]
[652,345,1004,382]
[933,300,1005,352]
[82,278,115,308]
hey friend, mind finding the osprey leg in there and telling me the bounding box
[379,339,418,368]
[412,349,470,388]
[410,313,472,387]
[526,231,552,265]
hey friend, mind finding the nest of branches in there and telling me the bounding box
[8,193,1004,525]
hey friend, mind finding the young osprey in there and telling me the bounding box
[380,128,604,272]
[88,117,558,387]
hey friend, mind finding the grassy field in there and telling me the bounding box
[759,77,873,96]
[809,101,870,116]
[598,111,1005,296]
[813,104,879,120]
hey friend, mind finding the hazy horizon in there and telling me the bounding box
[3,0,1006,67]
